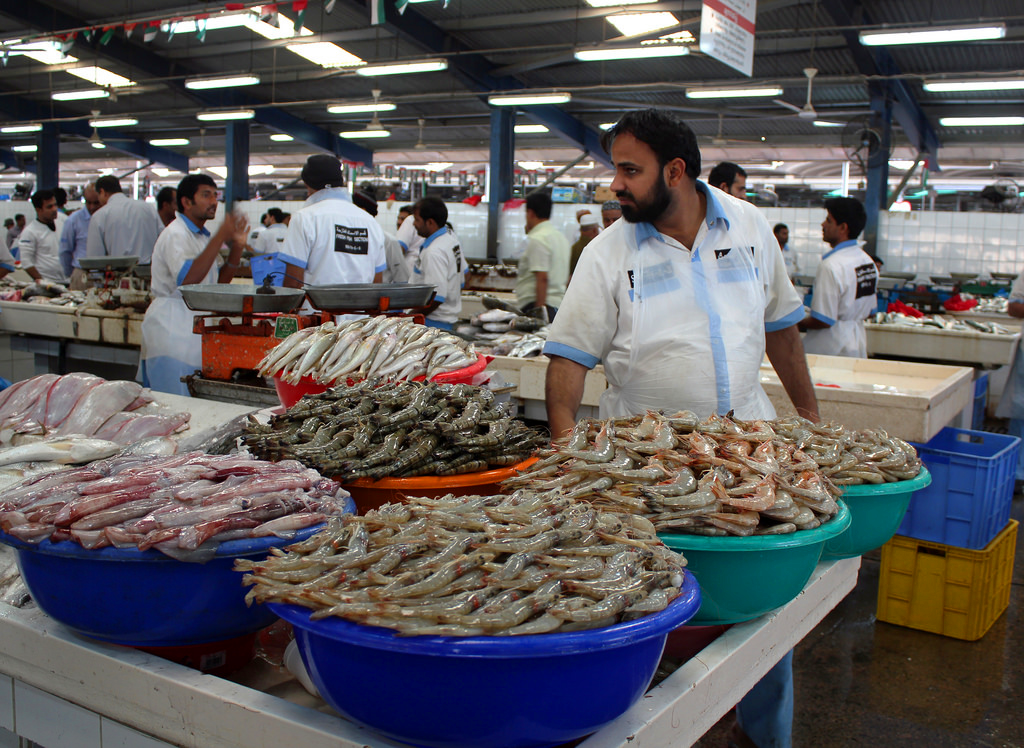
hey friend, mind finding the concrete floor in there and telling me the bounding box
[696,494,1024,748]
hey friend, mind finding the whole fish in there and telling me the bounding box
[0,437,122,468]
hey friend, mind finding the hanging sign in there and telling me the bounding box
[699,0,757,77]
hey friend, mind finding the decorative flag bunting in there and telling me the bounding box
[292,0,307,32]
[260,4,279,27]
[99,26,116,45]
[82,28,94,42]
[59,34,75,54]
[144,21,159,42]
[324,0,336,13]
[395,0,409,13]
[371,0,385,25]
[123,23,137,37]
[196,14,209,42]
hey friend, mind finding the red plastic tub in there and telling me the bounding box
[133,631,258,676]
[343,457,538,513]
[273,354,493,409]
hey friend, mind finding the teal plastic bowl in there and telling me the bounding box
[659,501,850,625]
[821,467,931,561]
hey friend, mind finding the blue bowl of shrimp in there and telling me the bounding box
[269,569,701,748]
[659,501,851,625]
[0,522,339,646]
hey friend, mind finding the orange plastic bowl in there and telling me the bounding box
[133,631,258,677]
[343,457,538,513]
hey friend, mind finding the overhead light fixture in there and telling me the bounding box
[812,120,845,127]
[576,44,690,61]
[89,117,139,128]
[249,164,275,176]
[91,142,106,149]
[185,74,261,90]
[287,42,365,69]
[1,124,42,133]
[424,162,453,171]
[859,23,1005,46]
[514,124,549,134]
[11,145,37,153]
[518,161,544,170]
[489,92,572,106]
[923,78,1024,92]
[162,13,253,35]
[207,166,229,179]
[150,138,190,146]
[606,12,678,37]
[356,59,448,76]
[52,89,109,101]
[67,66,135,88]
[197,109,255,121]
[20,41,74,66]
[889,160,994,170]
[246,12,314,40]
[270,133,294,141]
[939,116,1024,127]
[327,101,397,114]
[584,0,649,6]
[686,86,783,99]
[151,167,183,177]
[599,122,616,130]
[339,127,391,139]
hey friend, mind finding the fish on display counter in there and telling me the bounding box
[872,311,1017,335]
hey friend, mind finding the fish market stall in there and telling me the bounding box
[865,321,1020,367]
[461,290,519,320]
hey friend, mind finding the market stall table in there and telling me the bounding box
[864,321,1020,368]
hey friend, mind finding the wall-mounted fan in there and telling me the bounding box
[841,115,890,175]
[980,178,1022,211]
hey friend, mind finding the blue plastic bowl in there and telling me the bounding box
[269,570,701,748]
[659,501,851,625]
[821,468,931,560]
[0,517,346,646]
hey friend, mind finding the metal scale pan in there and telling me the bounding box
[179,284,307,314]
[79,256,140,273]
[304,283,436,313]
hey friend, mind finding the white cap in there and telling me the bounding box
[579,212,599,228]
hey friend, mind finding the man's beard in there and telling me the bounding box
[618,174,671,224]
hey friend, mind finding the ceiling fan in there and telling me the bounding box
[412,118,454,151]
[774,68,818,120]
[708,113,760,146]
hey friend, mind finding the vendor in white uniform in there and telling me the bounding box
[140,174,249,396]
[544,108,819,748]
[18,189,68,285]
[799,197,878,358]
[396,209,426,280]
[412,196,463,330]
[996,275,1024,485]
[279,154,387,291]
[252,208,288,255]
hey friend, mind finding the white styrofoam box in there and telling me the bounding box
[101,718,177,748]
[0,676,11,732]
[14,680,102,748]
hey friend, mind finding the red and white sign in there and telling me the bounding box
[699,0,757,77]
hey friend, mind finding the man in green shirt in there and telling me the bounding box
[515,191,570,322]
[569,212,600,276]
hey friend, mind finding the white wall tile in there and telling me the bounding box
[101,719,176,748]
[0,676,11,732]
[14,681,101,748]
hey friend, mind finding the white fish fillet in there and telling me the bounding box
[42,373,104,430]
[0,436,122,467]
[57,381,144,437]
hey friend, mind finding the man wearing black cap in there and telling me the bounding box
[278,154,387,290]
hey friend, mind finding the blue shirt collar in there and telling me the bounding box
[822,239,859,260]
[305,186,351,207]
[179,213,211,237]
[422,226,448,248]
[632,179,728,247]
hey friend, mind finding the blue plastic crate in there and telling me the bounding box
[973,372,989,430]
[250,253,286,286]
[901,427,1020,550]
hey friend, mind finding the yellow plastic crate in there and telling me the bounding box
[876,520,1017,641]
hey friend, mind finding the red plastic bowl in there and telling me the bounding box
[134,631,258,677]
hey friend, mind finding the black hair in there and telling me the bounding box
[260,212,268,222]
[773,223,788,234]
[352,191,378,217]
[95,175,123,195]
[3,219,12,227]
[600,109,701,179]
[708,162,747,189]
[53,187,67,207]
[266,207,286,223]
[398,204,415,215]
[30,189,55,210]
[525,190,553,220]
[824,196,867,240]
[414,196,448,228]
[156,186,176,211]
[175,173,217,213]
[14,214,24,222]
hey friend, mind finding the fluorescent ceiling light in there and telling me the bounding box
[518,161,544,170]
[249,164,275,176]
[17,41,74,66]
[576,44,689,61]
[939,116,1024,127]
[607,12,678,37]
[52,89,109,101]
[67,66,135,88]
[208,166,228,179]
[246,12,314,40]
[356,59,448,76]
[197,109,255,121]
[489,92,571,106]
[286,42,364,69]
[924,78,1024,92]
[424,162,453,171]
[515,124,549,134]
[890,160,993,170]
[687,86,783,99]
[584,0,649,6]
[162,13,252,34]
[151,167,183,177]
[185,75,260,90]
[659,30,695,42]
[91,142,106,149]
[11,145,36,153]
[327,102,397,114]
[339,128,391,138]
[599,122,616,130]
[812,120,845,127]
[859,23,1005,46]
[1,124,42,133]
[270,133,294,141]
[89,117,138,128]
[150,138,190,146]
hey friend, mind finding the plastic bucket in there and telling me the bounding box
[659,501,851,625]
[267,570,701,748]
[821,468,931,560]
[343,457,538,514]
[135,631,259,676]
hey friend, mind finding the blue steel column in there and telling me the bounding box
[486,108,514,261]
[862,87,892,257]
[36,123,59,189]
[225,121,250,207]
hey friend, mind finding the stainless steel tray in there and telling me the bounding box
[991,271,1018,280]
[949,272,978,280]
[883,271,917,281]
[305,283,435,312]
[179,284,307,313]
[79,256,139,272]
[132,264,152,280]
